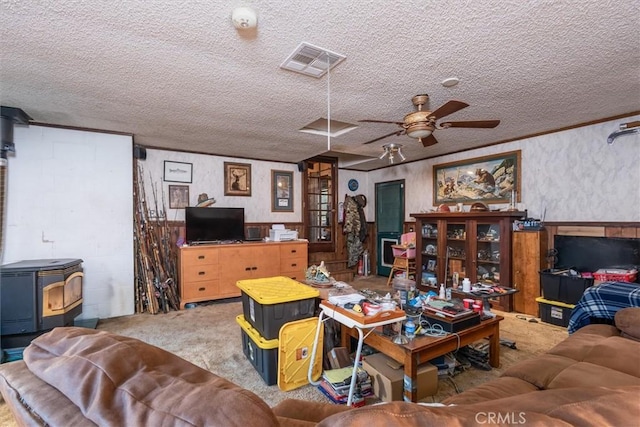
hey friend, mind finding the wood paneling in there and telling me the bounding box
[543,223,639,253]
[512,230,548,316]
[556,226,605,237]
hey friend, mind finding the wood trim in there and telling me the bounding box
[346,111,640,172]
[542,223,639,254]
[555,226,605,237]
[30,122,133,137]
[544,222,640,227]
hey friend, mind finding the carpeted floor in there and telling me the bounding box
[0,275,569,425]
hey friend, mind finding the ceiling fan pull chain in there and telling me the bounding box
[326,51,331,151]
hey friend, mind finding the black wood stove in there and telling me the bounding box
[1,258,83,348]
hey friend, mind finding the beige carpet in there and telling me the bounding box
[0,277,569,425]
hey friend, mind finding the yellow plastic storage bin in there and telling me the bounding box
[237,276,319,340]
[236,314,279,385]
[535,297,575,328]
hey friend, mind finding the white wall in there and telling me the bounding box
[337,169,372,219]
[3,125,134,319]
[368,115,640,222]
[142,149,302,223]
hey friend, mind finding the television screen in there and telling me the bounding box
[185,207,245,244]
[554,235,640,275]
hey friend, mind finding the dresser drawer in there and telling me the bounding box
[280,243,307,258]
[182,264,219,283]
[280,255,307,274]
[181,249,219,267]
[182,280,219,300]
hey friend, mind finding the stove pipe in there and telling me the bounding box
[0,106,32,259]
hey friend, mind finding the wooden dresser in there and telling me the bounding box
[178,241,308,309]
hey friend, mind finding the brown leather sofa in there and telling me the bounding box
[1,308,639,426]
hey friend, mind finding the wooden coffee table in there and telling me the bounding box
[340,315,503,402]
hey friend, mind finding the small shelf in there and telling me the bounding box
[477,260,500,265]
[477,239,500,243]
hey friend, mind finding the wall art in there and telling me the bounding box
[433,150,521,205]
[224,162,251,196]
[163,161,193,183]
[272,170,293,212]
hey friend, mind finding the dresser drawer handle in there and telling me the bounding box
[251,266,257,271]
[291,250,297,253]
[198,255,205,259]
[198,287,206,292]
[291,263,297,267]
[198,271,206,275]
[245,267,252,271]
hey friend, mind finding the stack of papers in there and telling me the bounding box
[327,293,364,306]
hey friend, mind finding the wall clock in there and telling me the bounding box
[348,179,359,191]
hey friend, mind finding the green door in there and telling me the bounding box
[375,180,405,276]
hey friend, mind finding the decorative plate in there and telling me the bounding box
[426,244,436,255]
[348,179,359,191]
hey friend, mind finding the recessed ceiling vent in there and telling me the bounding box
[281,42,346,78]
[300,118,357,137]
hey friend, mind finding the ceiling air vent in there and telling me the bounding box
[280,42,346,78]
[300,118,357,137]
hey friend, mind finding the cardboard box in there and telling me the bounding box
[363,352,437,402]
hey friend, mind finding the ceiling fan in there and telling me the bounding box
[359,94,500,147]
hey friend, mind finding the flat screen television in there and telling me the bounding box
[185,207,245,244]
[554,235,640,276]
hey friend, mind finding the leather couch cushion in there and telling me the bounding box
[0,360,96,426]
[319,386,640,427]
[615,307,640,341]
[23,327,279,427]
[441,377,538,405]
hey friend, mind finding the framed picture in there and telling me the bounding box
[224,162,251,196]
[168,185,189,209]
[433,150,521,205]
[163,161,193,183]
[271,170,293,212]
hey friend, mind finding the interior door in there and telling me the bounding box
[302,157,337,253]
[375,180,405,276]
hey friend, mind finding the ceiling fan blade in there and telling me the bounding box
[363,129,404,145]
[420,134,438,147]
[440,120,501,128]
[358,119,405,125]
[430,100,469,120]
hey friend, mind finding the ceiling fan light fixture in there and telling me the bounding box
[406,127,433,138]
[381,143,405,164]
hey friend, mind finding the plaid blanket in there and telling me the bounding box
[568,281,640,334]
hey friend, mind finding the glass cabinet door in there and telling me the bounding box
[446,222,467,285]
[476,221,502,286]
[303,157,336,252]
[420,221,439,285]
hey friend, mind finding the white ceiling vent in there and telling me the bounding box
[281,42,346,78]
[299,118,357,137]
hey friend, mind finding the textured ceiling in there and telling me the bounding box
[1,1,639,170]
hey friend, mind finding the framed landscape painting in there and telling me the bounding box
[433,150,521,205]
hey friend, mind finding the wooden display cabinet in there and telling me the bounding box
[411,211,526,312]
